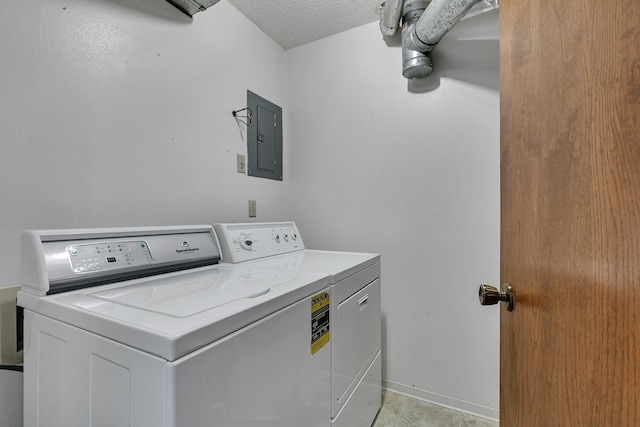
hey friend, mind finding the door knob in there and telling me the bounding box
[479,283,514,311]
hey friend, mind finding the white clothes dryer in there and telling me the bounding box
[214,222,382,427]
[18,225,331,427]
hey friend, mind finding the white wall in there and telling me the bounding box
[286,11,500,418]
[0,0,290,287]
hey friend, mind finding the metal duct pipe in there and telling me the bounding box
[401,0,432,79]
[380,0,485,78]
[404,0,480,52]
[379,0,405,36]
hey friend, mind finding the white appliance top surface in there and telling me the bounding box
[241,250,379,284]
[18,263,329,361]
[213,222,380,282]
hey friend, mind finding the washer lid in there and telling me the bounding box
[242,250,380,284]
[18,264,329,361]
[88,266,298,318]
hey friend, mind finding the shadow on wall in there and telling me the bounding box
[408,38,499,93]
[98,0,193,22]
[383,10,499,93]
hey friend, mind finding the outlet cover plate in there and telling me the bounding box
[237,154,246,174]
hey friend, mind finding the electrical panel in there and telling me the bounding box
[247,91,283,181]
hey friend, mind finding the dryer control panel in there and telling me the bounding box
[214,222,305,263]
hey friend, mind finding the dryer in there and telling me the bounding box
[214,222,382,427]
[18,225,331,427]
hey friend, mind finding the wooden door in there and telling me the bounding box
[500,0,640,425]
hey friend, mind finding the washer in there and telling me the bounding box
[214,222,382,427]
[17,225,332,427]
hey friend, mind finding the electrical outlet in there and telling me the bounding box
[237,154,246,174]
[249,200,257,218]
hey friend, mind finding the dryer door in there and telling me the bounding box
[333,278,381,416]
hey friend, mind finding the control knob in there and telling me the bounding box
[239,235,254,250]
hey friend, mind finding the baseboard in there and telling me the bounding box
[382,379,499,422]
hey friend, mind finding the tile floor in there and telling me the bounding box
[372,390,499,427]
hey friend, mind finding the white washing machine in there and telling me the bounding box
[214,222,382,427]
[17,225,332,427]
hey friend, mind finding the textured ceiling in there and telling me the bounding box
[227,0,383,50]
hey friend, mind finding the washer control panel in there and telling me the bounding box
[67,241,153,274]
[20,225,222,296]
[214,222,305,263]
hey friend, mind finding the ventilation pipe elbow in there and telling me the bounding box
[380,0,405,36]
[401,0,432,79]
[381,0,486,78]
[407,0,480,52]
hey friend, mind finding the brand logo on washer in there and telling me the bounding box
[176,241,200,254]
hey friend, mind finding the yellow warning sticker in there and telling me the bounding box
[311,291,330,355]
